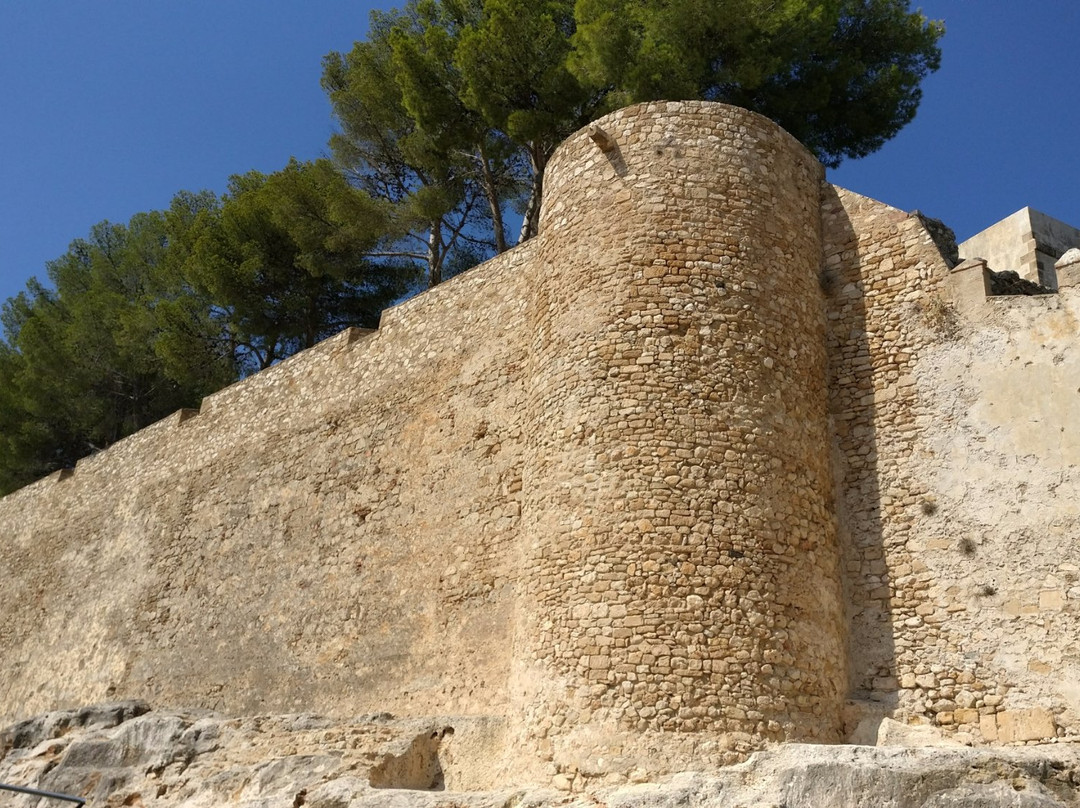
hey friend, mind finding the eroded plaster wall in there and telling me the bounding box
[0,239,538,726]
[911,288,1080,741]
[824,187,1080,745]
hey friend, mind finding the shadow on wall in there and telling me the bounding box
[820,186,898,728]
[369,726,455,791]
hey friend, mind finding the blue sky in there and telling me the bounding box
[831,0,1080,244]
[1,1,1078,308]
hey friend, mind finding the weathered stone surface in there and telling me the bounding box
[1056,248,1080,268]
[516,100,845,776]
[987,269,1053,296]
[998,710,1060,744]
[0,705,509,807]
[0,102,1078,787]
[2,706,1077,807]
[823,187,1080,745]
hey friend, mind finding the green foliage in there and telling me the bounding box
[0,161,416,494]
[453,0,602,238]
[322,7,491,284]
[323,0,590,258]
[0,208,233,494]
[572,0,944,167]
[455,0,595,147]
[325,0,940,248]
[388,0,523,253]
[185,159,416,370]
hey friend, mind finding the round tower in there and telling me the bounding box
[513,102,846,780]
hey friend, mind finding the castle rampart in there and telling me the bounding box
[0,102,1077,787]
[0,237,540,726]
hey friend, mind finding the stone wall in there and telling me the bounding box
[0,238,539,726]
[958,207,1080,289]
[513,102,846,782]
[909,281,1080,743]
[824,187,1080,745]
[0,102,1077,791]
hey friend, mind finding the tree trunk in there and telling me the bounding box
[427,220,443,287]
[477,142,508,254]
[305,298,319,350]
[518,145,547,243]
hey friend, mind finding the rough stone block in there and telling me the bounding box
[946,258,992,312]
[995,709,1056,743]
[1039,590,1065,612]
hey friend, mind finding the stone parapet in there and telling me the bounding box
[1055,248,1080,289]
[948,258,993,313]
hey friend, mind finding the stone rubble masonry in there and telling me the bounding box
[0,101,1076,787]
[823,186,1080,750]
[513,102,846,779]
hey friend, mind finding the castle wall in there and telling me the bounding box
[1,102,1076,787]
[822,186,951,720]
[0,102,853,783]
[512,102,847,779]
[0,239,539,725]
[958,208,1044,283]
[825,187,1080,744]
[914,288,1080,742]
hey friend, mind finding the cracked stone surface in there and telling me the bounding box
[1,704,1077,807]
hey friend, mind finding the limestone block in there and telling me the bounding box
[852,717,965,748]
[947,257,992,312]
[954,708,979,725]
[996,709,1056,743]
[1055,248,1080,289]
[1039,590,1065,612]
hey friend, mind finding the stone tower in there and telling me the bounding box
[512,102,848,776]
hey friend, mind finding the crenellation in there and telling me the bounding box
[0,102,1077,789]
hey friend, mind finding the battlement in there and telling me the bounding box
[1,102,1077,787]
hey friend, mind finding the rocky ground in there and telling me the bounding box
[1,703,1077,807]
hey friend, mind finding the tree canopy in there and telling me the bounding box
[1,0,943,493]
[0,160,416,494]
[321,0,943,251]
[0,207,231,493]
[183,159,415,371]
[323,0,605,245]
[571,0,944,167]
[322,3,506,284]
